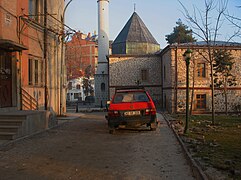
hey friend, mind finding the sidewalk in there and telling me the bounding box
[57,112,85,124]
[161,113,208,180]
[66,105,105,113]
[0,112,85,147]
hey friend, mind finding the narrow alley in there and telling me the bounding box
[0,112,195,180]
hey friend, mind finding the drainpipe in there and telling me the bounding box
[44,0,48,110]
[17,16,22,110]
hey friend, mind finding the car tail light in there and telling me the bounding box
[108,110,120,117]
[145,108,156,115]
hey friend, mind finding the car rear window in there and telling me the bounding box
[113,91,149,103]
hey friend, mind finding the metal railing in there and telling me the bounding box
[21,88,38,110]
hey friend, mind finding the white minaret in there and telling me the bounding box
[95,0,109,107]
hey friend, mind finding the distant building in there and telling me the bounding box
[66,77,94,103]
[65,31,98,80]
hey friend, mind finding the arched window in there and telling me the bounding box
[101,83,105,92]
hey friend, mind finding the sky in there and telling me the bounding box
[65,0,241,48]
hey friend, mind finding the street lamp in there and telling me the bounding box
[60,0,74,116]
[183,48,192,134]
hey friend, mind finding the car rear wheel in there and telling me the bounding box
[109,128,115,134]
[150,119,157,131]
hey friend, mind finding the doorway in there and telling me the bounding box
[0,51,12,107]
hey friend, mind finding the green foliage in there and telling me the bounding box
[213,49,237,88]
[165,19,196,44]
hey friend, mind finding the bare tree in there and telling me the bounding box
[225,6,241,37]
[178,0,236,124]
[189,52,197,115]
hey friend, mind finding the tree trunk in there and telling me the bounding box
[224,77,228,115]
[190,58,195,115]
[209,51,215,125]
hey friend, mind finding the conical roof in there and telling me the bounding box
[112,12,160,55]
[113,12,159,44]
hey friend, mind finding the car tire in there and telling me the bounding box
[150,127,156,131]
[109,129,115,134]
[150,119,157,131]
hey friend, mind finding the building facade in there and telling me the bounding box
[160,43,241,114]
[109,11,162,107]
[109,54,162,108]
[66,77,94,103]
[0,0,65,115]
[65,31,97,80]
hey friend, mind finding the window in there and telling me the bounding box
[34,60,38,85]
[29,0,44,23]
[28,58,43,86]
[29,0,36,18]
[141,69,148,82]
[113,92,149,103]
[67,93,70,101]
[101,83,105,92]
[76,84,81,89]
[68,82,72,90]
[196,94,206,109]
[197,63,206,77]
[28,59,33,85]
[40,60,43,85]
[74,93,80,99]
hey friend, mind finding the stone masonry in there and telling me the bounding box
[109,54,162,108]
[161,44,241,114]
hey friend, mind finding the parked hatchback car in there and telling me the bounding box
[106,87,157,133]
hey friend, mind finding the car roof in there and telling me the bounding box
[115,87,145,93]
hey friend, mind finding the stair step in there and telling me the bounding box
[0,114,26,118]
[0,119,23,126]
[0,132,15,140]
[0,125,19,132]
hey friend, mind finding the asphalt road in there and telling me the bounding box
[0,112,195,180]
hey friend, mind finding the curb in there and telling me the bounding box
[162,113,208,180]
[68,107,106,113]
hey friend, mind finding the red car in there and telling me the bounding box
[106,87,157,134]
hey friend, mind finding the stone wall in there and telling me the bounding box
[108,45,241,114]
[94,74,108,107]
[163,45,241,114]
[109,55,162,108]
